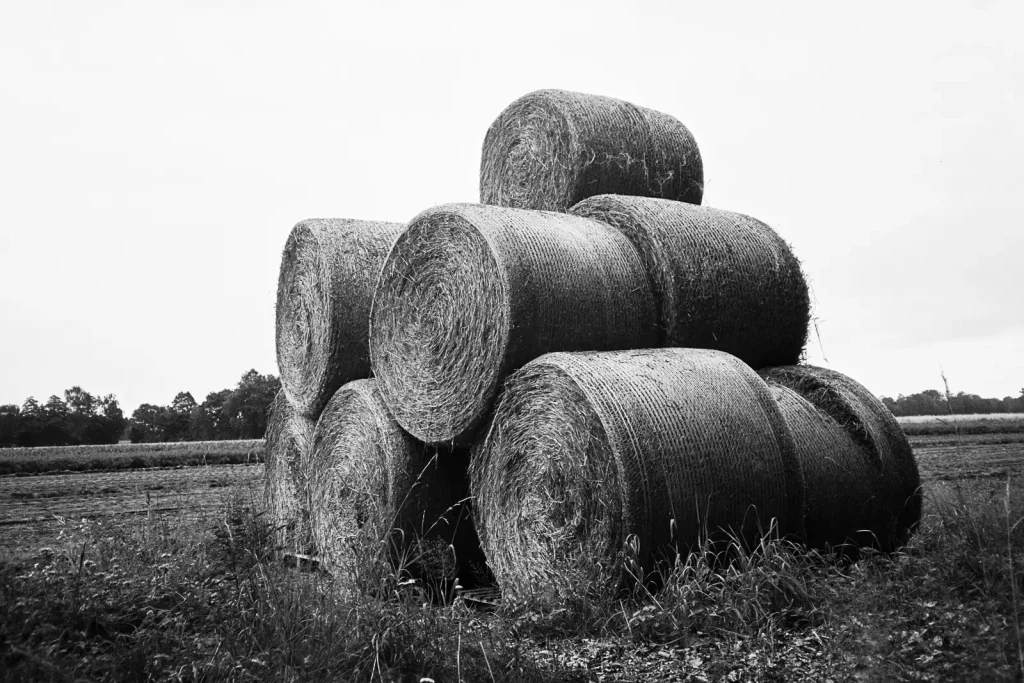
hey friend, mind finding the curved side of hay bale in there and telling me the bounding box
[264,390,315,553]
[307,379,490,595]
[480,89,703,212]
[571,195,810,367]
[470,348,803,603]
[369,202,657,444]
[760,365,923,551]
[276,218,405,418]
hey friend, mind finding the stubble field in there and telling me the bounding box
[1,425,1022,681]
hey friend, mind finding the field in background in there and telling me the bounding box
[898,413,1024,436]
[0,439,264,475]
[0,464,261,564]
[899,413,1024,423]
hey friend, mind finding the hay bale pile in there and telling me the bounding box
[264,88,920,605]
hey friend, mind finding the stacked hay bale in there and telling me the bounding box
[759,365,922,552]
[270,216,494,591]
[263,390,315,553]
[369,202,659,444]
[276,218,405,418]
[264,88,920,606]
[469,348,804,603]
[265,217,402,557]
[306,379,491,595]
[570,195,810,367]
[480,89,704,212]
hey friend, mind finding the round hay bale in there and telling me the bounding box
[470,348,804,604]
[571,195,810,367]
[480,89,704,212]
[276,217,405,419]
[760,365,923,552]
[307,379,491,596]
[264,390,315,553]
[369,202,657,445]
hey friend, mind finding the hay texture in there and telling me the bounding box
[571,195,810,367]
[470,348,804,604]
[760,365,922,552]
[480,89,704,213]
[307,379,490,594]
[276,218,405,419]
[369,202,657,445]
[263,390,316,553]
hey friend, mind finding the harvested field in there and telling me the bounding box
[1,432,1021,680]
[0,440,263,475]
[898,413,1024,436]
[913,440,1024,480]
[0,463,261,562]
[909,432,1024,447]
[899,412,1024,423]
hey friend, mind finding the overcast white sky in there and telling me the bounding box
[1,1,1021,414]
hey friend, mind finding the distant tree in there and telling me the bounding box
[884,388,1024,417]
[64,386,96,416]
[40,395,74,446]
[15,398,41,446]
[189,389,233,441]
[0,404,20,447]
[223,370,280,439]
[887,389,946,417]
[82,394,127,445]
[65,386,95,443]
[21,397,40,417]
[129,403,165,443]
[157,391,197,441]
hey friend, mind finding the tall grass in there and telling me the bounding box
[3,467,1022,680]
[0,484,568,682]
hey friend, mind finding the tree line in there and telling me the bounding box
[128,370,279,443]
[0,370,280,448]
[0,388,126,448]
[881,389,1024,417]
